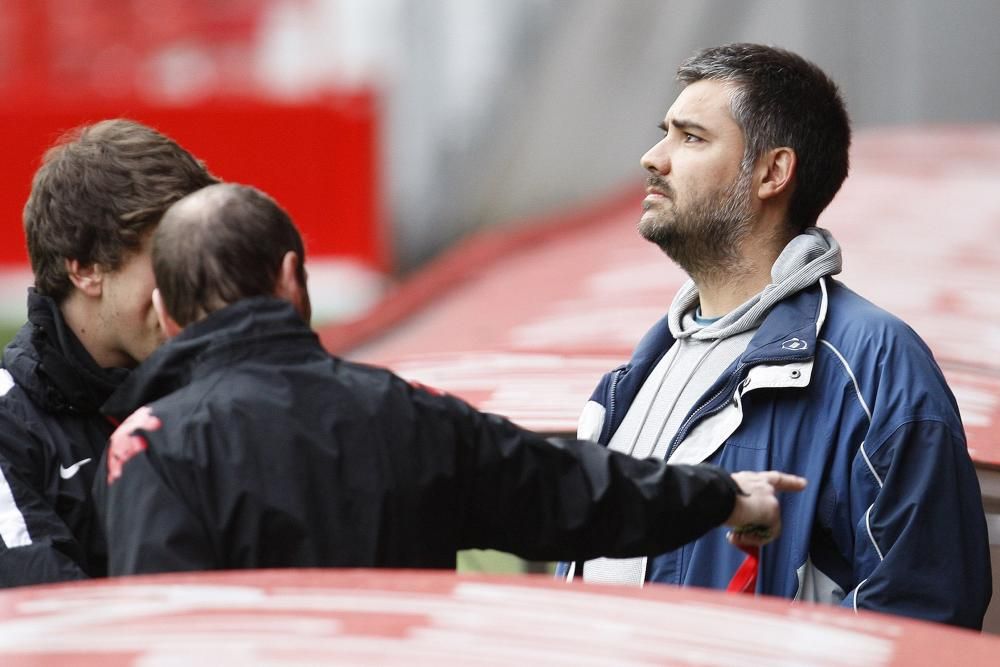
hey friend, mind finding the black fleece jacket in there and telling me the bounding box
[0,289,127,587]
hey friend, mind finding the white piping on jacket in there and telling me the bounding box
[818,339,872,422]
[0,369,14,396]
[853,579,867,613]
[864,505,885,561]
[816,276,830,335]
[859,443,884,488]
[818,333,887,614]
[0,371,32,548]
[0,466,33,548]
[818,338,882,486]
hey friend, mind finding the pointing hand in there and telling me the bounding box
[725,471,807,547]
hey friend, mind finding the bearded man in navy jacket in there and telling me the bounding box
[558,43,991,630]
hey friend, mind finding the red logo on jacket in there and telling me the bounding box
[107,406,162,485]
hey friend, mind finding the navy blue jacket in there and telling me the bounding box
[558,278,991,629]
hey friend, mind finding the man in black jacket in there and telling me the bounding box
[0,120,218,586]
[97,183,804,575]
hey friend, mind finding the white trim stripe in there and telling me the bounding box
[576,401,606,442]
[859,442,884,488]
[853,579,867,614]
[819,339,872,422]
[816,277,829,336]
[0,467,32,548]
[821,339,884,615]
[564,561,575,582]
[864,505,884,561]
[0,369,14,396]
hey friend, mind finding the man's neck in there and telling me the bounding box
[692,217,793,318]
[59,291,130,369]
[693,264,771,317]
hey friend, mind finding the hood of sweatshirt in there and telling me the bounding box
[668,227,842,341]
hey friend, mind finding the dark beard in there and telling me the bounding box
[638,169,754,279]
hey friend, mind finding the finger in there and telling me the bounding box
[731,524,773,541]
[728,530,774,548]
[730,518,781,545]
[767,472,807,492]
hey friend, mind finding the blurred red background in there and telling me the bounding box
[0,0,384,270]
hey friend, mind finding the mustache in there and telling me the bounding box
[646,175,674,198]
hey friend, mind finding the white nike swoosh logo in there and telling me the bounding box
[59,458,93,480]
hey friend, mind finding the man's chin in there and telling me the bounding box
[638,218,693,267]
[637,215,672,244]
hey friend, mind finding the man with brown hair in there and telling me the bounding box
[0,119,218,586]
[96,183,804,575]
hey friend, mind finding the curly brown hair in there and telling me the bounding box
[23,119,219,301]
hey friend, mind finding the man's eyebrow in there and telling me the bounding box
[658,118,711,135]
[670,118,710,135]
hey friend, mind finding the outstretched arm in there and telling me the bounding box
[410,383,805,561]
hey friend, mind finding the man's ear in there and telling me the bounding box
[275,251,312,324]
[152,288,183,339]
[756,147,796,202]
[65,259,104,297]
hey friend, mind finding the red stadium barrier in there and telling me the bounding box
[1,569,998,665]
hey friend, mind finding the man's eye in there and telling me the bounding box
[684,133,702,143]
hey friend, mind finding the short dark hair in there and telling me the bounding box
[23,119,219,302]
[153,183,307,327]
[677,43,851,229]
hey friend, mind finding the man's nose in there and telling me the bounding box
[641,139,670,174]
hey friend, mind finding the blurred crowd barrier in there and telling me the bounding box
[0,0,385,316]
[0,0,278,102]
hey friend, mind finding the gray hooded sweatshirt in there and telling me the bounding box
[584,227,842,585]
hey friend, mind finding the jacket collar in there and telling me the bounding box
[102,297,316,421]
[739,278,826,365]
[2,289,128,414]
[630,279,826,374]
[604,279,828,444]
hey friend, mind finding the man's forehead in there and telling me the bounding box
[665,79,739,129]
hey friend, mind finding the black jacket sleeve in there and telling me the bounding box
[0,414,88,587]
[409,385,739,562]
[96,437,216,576]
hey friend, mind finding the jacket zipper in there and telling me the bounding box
[604,366,626,444]
[665,356,793,461]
